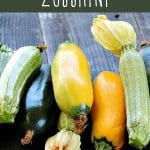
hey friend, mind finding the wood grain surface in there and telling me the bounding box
[0,13,150,150]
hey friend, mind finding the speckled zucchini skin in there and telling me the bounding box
[0,46,43,123]
[120,48,150,149]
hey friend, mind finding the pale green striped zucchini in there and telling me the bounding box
[0,46,43,123]
[119,47,150,149]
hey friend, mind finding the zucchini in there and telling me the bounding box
[19,64,60,145]
[0,44,14,76]
[51,41,93,134]
[120,47,150,149]
[0,46,44,123]
[91,71,126,150]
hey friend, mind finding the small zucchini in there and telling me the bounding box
[0,46,44,123]
[51,41,93,134]
[0,43,14,76]
[19,64,60,145]
[91,71,126,150]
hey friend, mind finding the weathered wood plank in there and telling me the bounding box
[0,13,43,49]
[0,13,48,63]
[134,13,150,46]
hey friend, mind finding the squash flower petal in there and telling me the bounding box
[91,15,136,56]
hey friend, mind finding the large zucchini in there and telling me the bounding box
[91,15,150,149]
[120,48,150,149]
[51,41,93,134]
[19,64,60,145]
[0,43,14,76]
[0,46,44,123]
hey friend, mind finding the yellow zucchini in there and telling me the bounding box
[51,41,93,133]
[91,71,126,150]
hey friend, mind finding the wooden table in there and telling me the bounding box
[0,13,150,150]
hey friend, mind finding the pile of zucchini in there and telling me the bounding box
[0,44,60,146]
[0,15,150,150]
[0,42,93,149]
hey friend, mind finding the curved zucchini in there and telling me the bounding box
[19,64,60,145]
[51,41,93,133]
[0,46,43,123]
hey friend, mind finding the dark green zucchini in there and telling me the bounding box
[19,64,60,145]
[0,43,14,76]
[139,42,150,87]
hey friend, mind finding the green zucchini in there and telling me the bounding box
[17,64,60,145]
[0,44,14,76]
[120,46,150,149]
[0,46,44,123]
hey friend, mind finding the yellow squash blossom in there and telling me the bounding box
[91,15,136,56]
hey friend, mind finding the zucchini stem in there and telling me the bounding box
[141,41,150,48]
[37,45,47,52]
[74,113,88,134]
[21,130,34,145]
[121,44,135,54]
[94,137,114,150]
